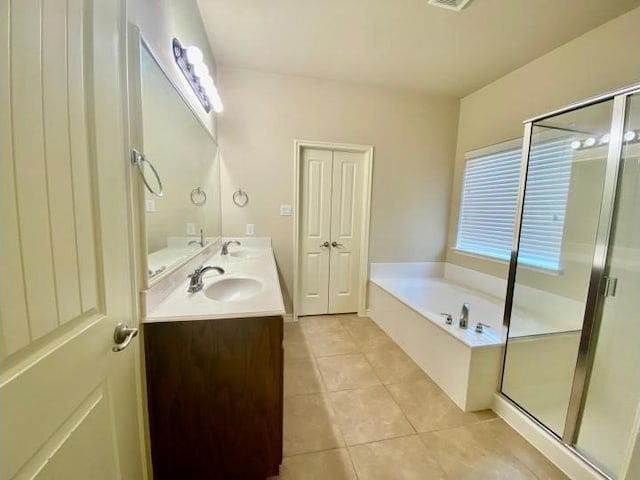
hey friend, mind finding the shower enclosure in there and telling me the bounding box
[501,84,640,480]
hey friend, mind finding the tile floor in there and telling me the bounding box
[273,314,568,480]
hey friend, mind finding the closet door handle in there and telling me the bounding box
[331,241,343,248]
[320,241,330,248]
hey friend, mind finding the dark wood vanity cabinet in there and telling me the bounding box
[144,316,283,480]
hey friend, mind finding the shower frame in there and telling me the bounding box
[500,82,640,479]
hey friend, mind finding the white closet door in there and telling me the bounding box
[328,151,364,313]
[298,148,333,315]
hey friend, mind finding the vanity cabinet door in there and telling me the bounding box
[144,316,283,480]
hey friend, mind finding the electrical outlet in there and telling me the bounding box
[186,222,196,235]
[279,204,292,216]
[145,199,156,212]
[246,224,254,236]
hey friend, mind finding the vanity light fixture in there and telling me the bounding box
[172,38,224,114]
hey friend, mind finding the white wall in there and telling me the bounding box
[129,0,218,137]
[446,7,640,277]
[217,68,459,311]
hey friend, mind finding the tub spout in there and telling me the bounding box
[459,303,470,329]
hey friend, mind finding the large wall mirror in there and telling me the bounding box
[135,39,222,283]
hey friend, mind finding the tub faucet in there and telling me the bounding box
[221,240,241,255]
[459,303,470,329]
[187,265,224,293]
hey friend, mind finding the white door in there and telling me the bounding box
[328,151,365,313]
[0,1,145,479]
[298,148,365,316]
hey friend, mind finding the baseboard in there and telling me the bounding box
[492,393,604,480]
[282,314,295,323]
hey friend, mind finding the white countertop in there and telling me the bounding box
[144,238,285,323]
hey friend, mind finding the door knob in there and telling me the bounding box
[113,323,138,352]
[331,241,344,248]
[320,241,330,248]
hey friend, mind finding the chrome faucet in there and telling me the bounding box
[221,240,241,255]
[189,229,205,248]
[187,265,224,293]
[459,303,470,329]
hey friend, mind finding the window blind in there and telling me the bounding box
[456,137,573,271]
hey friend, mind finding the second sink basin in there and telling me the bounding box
[204,276,264,302]
[227,248,266,260]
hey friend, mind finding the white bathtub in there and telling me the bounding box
[371,276,506,346]
[368,264,584,412]
[368,275,505,412]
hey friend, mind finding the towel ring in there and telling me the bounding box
[232,189,249,207]
[190,187,207,206]
[131,149,163,197]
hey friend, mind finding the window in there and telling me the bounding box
[456,137,573,271]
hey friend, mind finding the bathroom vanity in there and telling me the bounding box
[130,34,285,479]
[143,239,285,479]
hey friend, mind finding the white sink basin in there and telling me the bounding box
[227,248,266,260]
[204,276,264,302]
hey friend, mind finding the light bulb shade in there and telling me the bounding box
[211,94,224,113]
[583,137,596,147]
[204,82,218,97]
[570,140,581,150]
[185,46,203,65]
[200,75,214,89]
[599,134,610,144]
[623,130,637,142]
[193,62,209,79]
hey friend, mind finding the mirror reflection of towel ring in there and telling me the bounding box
[190,187,207,206]
[232,189,249,207]
[131,148,163,197]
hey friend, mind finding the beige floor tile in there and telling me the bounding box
[484,419,568,479]
[339,315,377,328]
[283,393,345,456]
[387,379,496,432]
[284,337,315,360]
[284,321,305,340]
[345,323,395,351]
[277,449,357,480]
[349,435,447,480]
[284,357,325,396]
[329,385,414,445]
[307,329,360,357]
[299,315,345,333]
[364,346,428,384]
[420,422,538,479]
[316,354,381,391]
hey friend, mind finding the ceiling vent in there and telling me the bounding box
[428,0,472,12]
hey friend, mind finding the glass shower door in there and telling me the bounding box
[575,93,640,478]
[501,99,615,438]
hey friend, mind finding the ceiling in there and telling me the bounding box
[197,0,639,97]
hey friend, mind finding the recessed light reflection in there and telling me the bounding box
[571,140,582,150]
[583,137,596,147]
[623,130,637,142]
